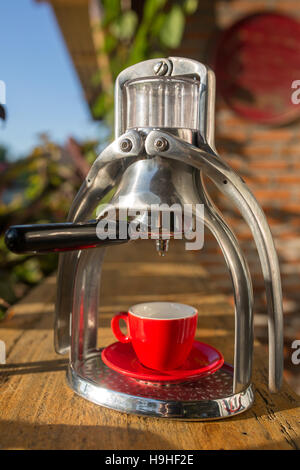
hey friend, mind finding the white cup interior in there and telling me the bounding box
[129,302,197,320]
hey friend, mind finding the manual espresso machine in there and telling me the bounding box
[5,58,283,420]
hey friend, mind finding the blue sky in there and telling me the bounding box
[0,0,106,160]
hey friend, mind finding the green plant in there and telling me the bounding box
[0,136,99,318]
[92,0,198,123]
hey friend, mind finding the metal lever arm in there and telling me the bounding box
[5,221,129,254]
[67,130,144,222]
[145,130,283,393]
[55,130,143,354]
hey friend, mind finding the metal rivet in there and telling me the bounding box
[154,61,168,76]
[154,137,168,151]
[120,138,132,152]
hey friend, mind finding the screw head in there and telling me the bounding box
[154,137,168,152]
[154,61,168,76]
[120,138,132,152]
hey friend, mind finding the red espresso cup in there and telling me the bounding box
[111,302,198,371]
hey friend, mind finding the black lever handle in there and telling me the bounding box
[5,221,129,254]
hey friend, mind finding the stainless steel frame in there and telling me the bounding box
[55,57,283,419]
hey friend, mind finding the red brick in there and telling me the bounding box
[277,232,299,240]
[250,129,295,142]
[220,116,246,127]
[276,176,300,184]
[284,257,300,264]
[266,217,286,226]
[291,217,300,226]
[217,130,248,141]
[185,15,215,25]
[282,204,300,213]
[281,146,300,157]
[282,284,300,293]
[243,146,273,158]
[215,101,230,112]
[230,0,272,11]
[184,30,212,39]
[236,231,254,240]
[243,175,270,185]
[227,160,244,171]
[249,161,288,170]
[175,48,202,58]
[275,0,300,13]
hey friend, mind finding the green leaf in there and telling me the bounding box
[84,150,96,166]
[159,5,185,49]
[103,34,118,53]
[127,23,148,65]
[92,93,110,119]
[101,0,121,26]
[15,259,43,284]
[91,70,101,87]
[183,0,198,15]
[110,10,138,41]
[143,0,166,23]
[150,12,167,37]
[148,50,165,59]
[0,306,8,321]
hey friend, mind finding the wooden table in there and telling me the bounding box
[0,241,299,450]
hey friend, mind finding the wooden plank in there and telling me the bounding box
[49,2,101,107]
[0,241,299,450]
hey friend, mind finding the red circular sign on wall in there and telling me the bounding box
[213,12,300,124]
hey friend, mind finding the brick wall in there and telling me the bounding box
[175,0,300,392]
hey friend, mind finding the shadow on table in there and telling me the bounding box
[0,418,298,450]
[0,359,68,377]
[0,420,174,450]
[0,358,299,423]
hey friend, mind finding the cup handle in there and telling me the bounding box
[111,312,131,343]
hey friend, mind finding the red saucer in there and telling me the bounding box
[101,341,224,383]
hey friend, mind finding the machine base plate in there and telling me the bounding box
[67,351,254,420]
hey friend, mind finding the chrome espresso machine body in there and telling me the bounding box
[5,58,283,420]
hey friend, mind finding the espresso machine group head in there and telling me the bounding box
[5,58,283,420]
